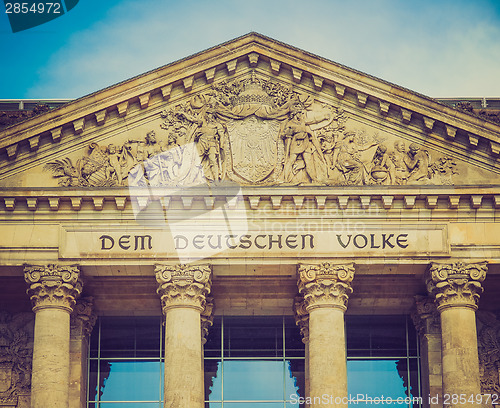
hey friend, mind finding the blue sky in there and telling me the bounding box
[1,0,500,99]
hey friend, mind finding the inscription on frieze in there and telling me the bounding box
[60,225,448,259]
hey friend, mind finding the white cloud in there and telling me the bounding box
[27,0,500,98]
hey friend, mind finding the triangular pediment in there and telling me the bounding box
[1,33,500,191]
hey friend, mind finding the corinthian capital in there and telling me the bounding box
[298,262,355,312]
[425,262,487,312]
[71,297,97,336]
[411,295,440,337]
[155,264,212,313]
[24,264,82,313]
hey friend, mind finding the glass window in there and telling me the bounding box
[348,359,410,400]
[87,316,163,407]
[223,316,284,357]
[346,315,413,357]
[345,315,421,408]
[205,316,304,407]
[88,314,419,408]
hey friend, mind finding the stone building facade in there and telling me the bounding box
[0,33,500,408]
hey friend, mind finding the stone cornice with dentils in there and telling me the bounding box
[0,33,499,169]
[0,185,499,212]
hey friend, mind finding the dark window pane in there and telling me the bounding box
[285,316,305,357]
[99,360,162,402]
[89,322,99,358]
[287,359,305,400]
[222,360,285,400]
[204,317,222,357]
[346,316,407,357]
[99,316,161,358]
[224,316,283,357]
[407,320,419,356]
[204,359,222,401]
[87,359,99,402]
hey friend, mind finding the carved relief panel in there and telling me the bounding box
[0,312,33,407]
[35,72,492,188]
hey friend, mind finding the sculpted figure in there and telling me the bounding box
[144,131,163,156]
[143,132,185,186]
[318,130,337,169]
[333,132,377,185]
[370,144,391,184]
[106,144,123,185]
[193,111,226,181]
[405,143,430,183]
[281,111,326,184]
[389,141,409,184]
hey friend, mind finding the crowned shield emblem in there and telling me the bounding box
[226,116,281,183]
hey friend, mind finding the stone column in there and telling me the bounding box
[24,264,82,408]
[201,297,215,403]
[298,263,355,408]
[411,296,442,408]
[425,262,487,408]
[156,264,212,408]
[293,294,310,407]
[70,297,97,408]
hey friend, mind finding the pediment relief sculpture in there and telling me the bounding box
[44,74,457,188]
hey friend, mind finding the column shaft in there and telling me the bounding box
[164,307,204,407]
[304,340,310,406]
[298,262,354,408]
[69,297,97,408]
[156,264,212,408]
[308,307,347,407]
[412,296,442,408]
[440,307,481,399]
[31,309,70,408]
[24,264,82,408]
[426,261,487,408]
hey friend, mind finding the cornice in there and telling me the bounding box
[0,185,499,212]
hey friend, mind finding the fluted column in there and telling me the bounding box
[298,263,355,408]
[156,264,212,408]
[425,262,487,408]
[411,296,442,408]
[293,294,310,407]
[24,264,82,408]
